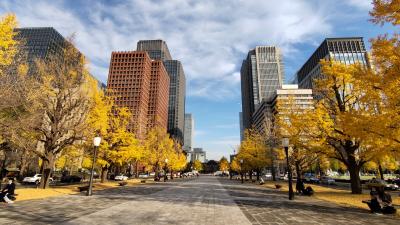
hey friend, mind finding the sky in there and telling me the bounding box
[0,0,390,160]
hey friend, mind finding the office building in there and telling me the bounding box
[183,114,194,152]
[137,40,186,144]
[106,51,152,138]
[252,85,313,135]
[15,27,66,63]
[148,60,170,129]
[297,37,370,89]
[192,148,207,163]
[241,46,284,130]
[137,40,172,61]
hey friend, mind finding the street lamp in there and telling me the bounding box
[87,136,101,196]
[164,158,168,182]
[239,159,244,184]
[282,138,294,200]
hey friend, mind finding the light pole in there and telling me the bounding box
[164,158,168,182]
[87,136,101,196]
[240,159,244,184]
[282,138,294,200]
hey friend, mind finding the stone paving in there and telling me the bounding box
[0,176,399,225]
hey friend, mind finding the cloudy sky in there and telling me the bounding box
[0,0,388,160]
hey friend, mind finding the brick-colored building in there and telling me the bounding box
[148,60,170,129]
[106,51,170,139]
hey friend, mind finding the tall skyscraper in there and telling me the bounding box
[137,40,186,144]
[183,114,194,152]
[240,46,284,130]
[297,37,370,89]
[107,51,169,138]
[164,60,186,143]
[15,27,105,87]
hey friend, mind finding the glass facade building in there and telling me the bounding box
[240,46,284,130]
[297,37,370,89]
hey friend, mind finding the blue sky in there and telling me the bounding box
[0,0,390,160]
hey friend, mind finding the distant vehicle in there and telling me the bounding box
[115,174,129,181]
[263,173,272,180]
[304,174,319,184]
[138,173,149,179]
[60,175,82,183]
[320,176,335,185]
[149,172,156,177]
[23,174,53,185]
[366,179,399,190]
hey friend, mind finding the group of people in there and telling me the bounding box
[1,178,16,204]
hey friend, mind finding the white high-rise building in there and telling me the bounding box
[241,46,284,130]
[183,114,194,162]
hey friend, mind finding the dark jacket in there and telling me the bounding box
[2,183,15,195]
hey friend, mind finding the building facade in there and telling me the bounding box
[164,60,186,144]
[239,112,244,141]
[241,46,284,130]
[137,40,186,144]
[297,37,370,89]
[106,51,153,138]
[183,113,194,152]
[148,60,170,129]
[192,148,207,163]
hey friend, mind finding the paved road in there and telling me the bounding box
[0,176,399,225]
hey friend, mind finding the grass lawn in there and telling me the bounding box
[261,180,400,216]
[15,178,143,201]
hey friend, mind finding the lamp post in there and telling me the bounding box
[282,138,294,200]
[240,159,244,184]
[164,158,168,182]
[87,136,101,196]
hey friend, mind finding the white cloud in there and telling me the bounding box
[346,0,373,11]
[0,0,336,100]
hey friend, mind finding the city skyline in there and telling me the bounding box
[0,0,390,160]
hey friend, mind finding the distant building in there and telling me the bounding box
[137,40,186,144]
[192,148,206,163]
[297,37,370,89]
[241,46,284,130]
[183,114,194,152]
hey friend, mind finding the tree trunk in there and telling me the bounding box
[39,152,55,189]
[170,170,173,180]
[378,162,384,180]
[256,170,260,181]
[295,161,302,180]
[101,166,108,183]
[249,170,253,181]
[348,159,362,194]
